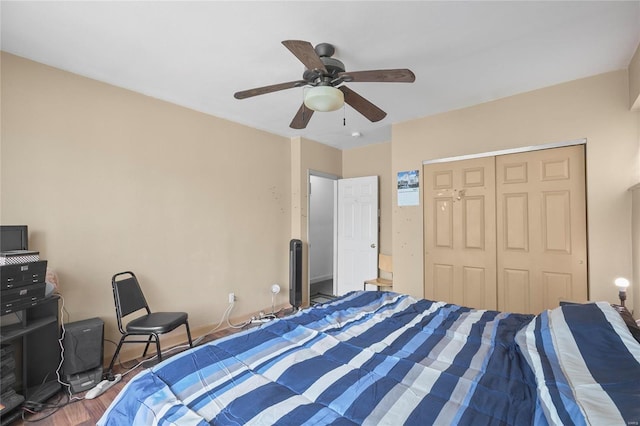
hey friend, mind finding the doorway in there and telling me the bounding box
[307,173,380,305]
[308,173,337,305]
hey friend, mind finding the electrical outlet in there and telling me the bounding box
[228,292,235,303]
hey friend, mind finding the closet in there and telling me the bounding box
[423,144,587,314]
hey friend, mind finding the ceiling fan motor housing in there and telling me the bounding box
[303,57,346,84]
[314,42,335,58]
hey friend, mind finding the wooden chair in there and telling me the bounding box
[364,254,393,291]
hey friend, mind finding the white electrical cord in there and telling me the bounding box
[227,302,252,329]
[54,295,84,402]
[193,303,235,344]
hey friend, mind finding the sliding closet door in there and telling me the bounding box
[423,157,497,310]
[496,145,587,313]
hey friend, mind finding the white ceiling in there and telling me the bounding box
[2,1,639,150]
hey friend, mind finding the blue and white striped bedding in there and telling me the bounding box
[516,301,640,425]
[98,291,640,425]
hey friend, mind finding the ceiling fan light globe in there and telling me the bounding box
[304,86,344,112]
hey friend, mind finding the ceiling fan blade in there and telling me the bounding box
[339,86,387,122]
[282,40,327,73]
[290,103,314,129]
[234,80,307,99]
[339,69,415,83]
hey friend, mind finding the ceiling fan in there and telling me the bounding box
[233,40,415,129]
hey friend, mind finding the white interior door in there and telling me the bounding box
[336,176,379,296]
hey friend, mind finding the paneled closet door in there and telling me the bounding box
[496,145,587,313]
[423,157,497,310]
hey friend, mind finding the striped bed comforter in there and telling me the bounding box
[98,291,640,425]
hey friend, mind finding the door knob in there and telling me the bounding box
[371,243,376,248]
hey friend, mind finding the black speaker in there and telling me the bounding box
[62,317,104,376]
[289,239,302,308]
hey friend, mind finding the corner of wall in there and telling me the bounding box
[629,42,640,110]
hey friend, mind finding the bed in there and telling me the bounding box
[97,291,640,425]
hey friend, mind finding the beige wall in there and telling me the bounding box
[630,43,640,110]
[635,41,640,314]
[342,142,392,255]
[393,70,640,313]
[1,53,292,357]
[633,186,640,313]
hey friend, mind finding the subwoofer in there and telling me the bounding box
[289,239,302,309]
[62,317,104,393]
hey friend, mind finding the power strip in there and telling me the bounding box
[85,374,122,399]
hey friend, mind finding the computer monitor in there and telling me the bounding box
[0,225,28,252]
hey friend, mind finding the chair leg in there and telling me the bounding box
[185,321,193,348]
[154,334,162,362]
[109,326,192,370]
[107,335,127,378]
[142,335,153,358]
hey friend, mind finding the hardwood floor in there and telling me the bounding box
[10,327,241,426]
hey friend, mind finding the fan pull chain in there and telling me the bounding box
[343,104,346,126]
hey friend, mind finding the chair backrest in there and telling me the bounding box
[378,254,393,274]
[112,272,150,332]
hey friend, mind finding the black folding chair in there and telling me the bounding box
[106,271,193,376]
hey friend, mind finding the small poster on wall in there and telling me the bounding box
[397,170,420,206]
